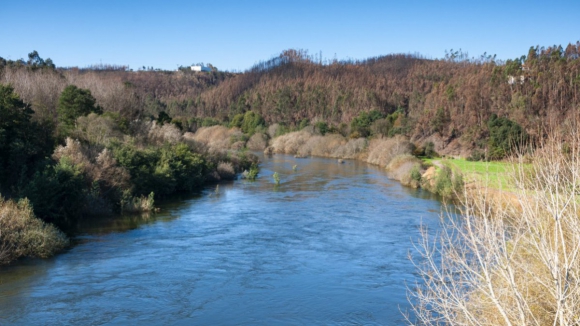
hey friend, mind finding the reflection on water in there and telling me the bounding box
[0,153,442,325]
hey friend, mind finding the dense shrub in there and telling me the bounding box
[240,111,265,135]
[487,114,527,159]
[350,110,384,137]
[314,121,328,135]
[229,113,244,128]
[0,196,68,265]
[424,141,436,158]
[74,113,123,145]
[432,165,463,198]
[201,117,221,127]
[217,162,236,180]
[0,84,53,195]
[57,85,102,136]
[111,142,208,197]
[22,158,87,228]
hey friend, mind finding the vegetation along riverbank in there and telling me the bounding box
[1,42,580,325]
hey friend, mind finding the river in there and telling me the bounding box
[0,153,442,325]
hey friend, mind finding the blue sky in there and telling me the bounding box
[1,1,579,71]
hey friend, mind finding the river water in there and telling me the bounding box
[0,154,442,325]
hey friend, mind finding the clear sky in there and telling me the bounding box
[1,0,579,71]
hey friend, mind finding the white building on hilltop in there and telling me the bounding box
[191,65,212,72]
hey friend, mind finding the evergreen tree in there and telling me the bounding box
[57,85,102,135]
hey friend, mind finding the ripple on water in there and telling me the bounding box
[0,153,442,325]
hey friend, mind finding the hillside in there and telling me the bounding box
[3,43,580,157]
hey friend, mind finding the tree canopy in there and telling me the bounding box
[57,85,102,135]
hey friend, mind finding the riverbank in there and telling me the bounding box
[257,128,465,198]
[191,125,501,199]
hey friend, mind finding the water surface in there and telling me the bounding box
[0,154,442,325]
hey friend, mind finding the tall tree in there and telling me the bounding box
[57,85,102,135]
[0,84,52,194]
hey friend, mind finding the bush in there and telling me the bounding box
[410,164,422,182]
[424,141,437,158]
[487,114,527,159]
[241,111,265,135]
[467,149,486,161]
[411,131,580,325]
[0,196,69,265]
[217,162,236,180]
[111,142,208,197]
[74,113,123,145]
[57,85,102,136]
[121,191,155,213]
[351,110,385,137]
[201,117,221,127]
[314,121,328,135]
[242,163,259,180]
[433,166,462,198]
[22,158,87,228]
[229,113,244,128]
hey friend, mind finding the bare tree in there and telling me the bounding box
[408,127,580,325]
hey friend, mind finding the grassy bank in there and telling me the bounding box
[443,158,511,190]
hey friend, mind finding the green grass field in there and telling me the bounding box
[423,158,514,190]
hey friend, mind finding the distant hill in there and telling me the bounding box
[2,43,579,156]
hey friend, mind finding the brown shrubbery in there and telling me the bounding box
[365,136,414,167]
[267,130,369,159]
[0,196,68,265]
[189,125,242,151]
[385,154,423,188]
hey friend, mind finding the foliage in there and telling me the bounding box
[487,114,527,159]
[430,107,449,134]
[370,109,408,137]
[314,121,328,135]
[350,110,385,137]
[121,191,155,213]
[0,84,53,195]
[217,161,236,180]
[433,166,463,198]
[0,196,68,265]
[111,142,208,197]
[240,111,265,135]
[21,158,87,228]
[466,149,486,161]
[242,163,259,180]
[157,111,172,125]
[57,85,102,135]
[229,113,244,128]
[74,113,123,145]
[424,142,436,158]
[273,172,280,185]
[201,117,221,127]
[410,164,422,182]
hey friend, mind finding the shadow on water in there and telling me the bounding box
[0,153,444,325]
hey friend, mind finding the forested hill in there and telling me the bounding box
[194,45,580,152]
[2,43,580,155]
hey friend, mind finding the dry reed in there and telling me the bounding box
[409,129,580,325]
